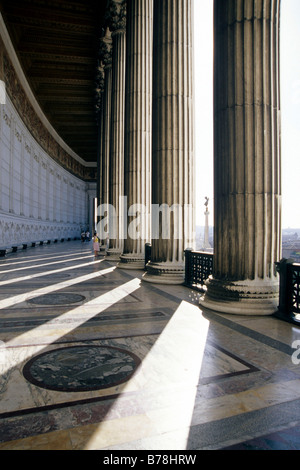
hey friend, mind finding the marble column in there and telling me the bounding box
[106,0,127,260]
[95,59,104,237]
[0,38,4,212]
[97,28,112,248]
[143,0,195,284]
[0,37,5,95]
[203,199,212,251]
[87,188,96,236]
[118,0,153,270]
[200,0,281,315]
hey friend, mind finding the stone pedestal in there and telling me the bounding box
[142,0,195,285]
[200,0,281,315]
[118,0,153,270]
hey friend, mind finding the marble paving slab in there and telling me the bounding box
[1,242,300,450]
[0,333,259,419]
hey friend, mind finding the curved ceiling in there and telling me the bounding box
[0,0,107,163]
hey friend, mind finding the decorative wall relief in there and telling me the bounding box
[0,98,89,246]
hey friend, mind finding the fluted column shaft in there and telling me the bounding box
[0,37,5,106]
[118,0,153,269]
[106,1,126,259]
[143,0,195,284]
[96,80,104,235]
[0,38,4,211]
[200,0,281,315]
[96,29,112,247]
[102,65,112,214]
[0,37,4,80]
[99,64,112,247]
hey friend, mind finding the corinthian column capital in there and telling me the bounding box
[95,28,112,123]
[94,60,105,123]
[99,27,113,68]
[108,0,127,35]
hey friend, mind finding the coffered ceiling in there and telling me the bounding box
[0,0,107,163]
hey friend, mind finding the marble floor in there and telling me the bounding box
[0,240,300,451]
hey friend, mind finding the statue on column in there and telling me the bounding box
[202,196,212,251]
[204,197,209,211]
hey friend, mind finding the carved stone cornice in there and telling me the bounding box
[3,50,96,182]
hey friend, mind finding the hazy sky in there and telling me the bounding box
[194,0,300,229]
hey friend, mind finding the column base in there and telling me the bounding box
[142,261,185,285]
[117,253,145,270]
[199,277,279,316]
[105,249,122,261]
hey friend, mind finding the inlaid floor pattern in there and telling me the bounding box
[0,240,300,450]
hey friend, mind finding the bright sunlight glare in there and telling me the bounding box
[84,301,210,450]
[194,0,300,229]
[0,263,114,310]
[1,277,141,380]
[0,256,105,287]
[0,252,94,274]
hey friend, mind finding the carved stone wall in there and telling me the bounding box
[0,96,88,247]
[3,51,96,182]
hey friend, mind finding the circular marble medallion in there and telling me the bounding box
[23,345,141,392]
[27,293,86,305]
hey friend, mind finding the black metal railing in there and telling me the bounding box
[144,247,300,324]
[276,258,300,325]
[144,245,213,289]
[184,248,213,291]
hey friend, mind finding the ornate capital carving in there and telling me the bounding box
[99,28,113,68]
[108,0,127,35]
[95,28,113,123]
[94,59,105,122]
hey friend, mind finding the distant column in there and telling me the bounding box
[97,28,112,248]
[106,0,127,260]
[202,198,211,251]
[118,0,153,270]
[0,37,4,87]
[95,56,105,236]
[0,39,4,212]
[143,0,195,284]
[200,0,281,315]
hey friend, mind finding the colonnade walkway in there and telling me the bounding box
[0,240,300,450]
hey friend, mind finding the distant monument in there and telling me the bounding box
[202,197,212,251]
